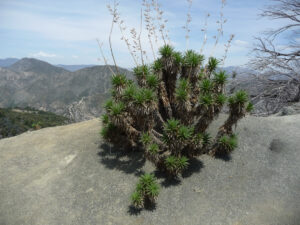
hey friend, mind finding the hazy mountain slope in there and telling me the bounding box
[56,64,96,72]
[10,58,68,75]
[0,58,133,121]
[0,114,299,225]
[0,67,26,107]
[0,57,296,120]
[221,66,255,79]
[0,58,72,109]
[0,58,19,67]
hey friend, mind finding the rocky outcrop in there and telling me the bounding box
[0,114,299,225]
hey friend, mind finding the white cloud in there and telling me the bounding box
[30,51,57,58]
[234,40,249,47]
[0,0,264,67]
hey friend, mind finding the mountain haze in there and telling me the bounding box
[0,58,133,121]
[10,58,68,75]
[0,58,19,67]
[56,64,97,72]
[1,57,295,120]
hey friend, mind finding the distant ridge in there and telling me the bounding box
[1,57,281,120]
[0,57,133,121]
[56,64,97,72]
[10,58,68,75]
[0,58,19,67]
[0,58,101,72]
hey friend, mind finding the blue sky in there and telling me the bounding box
[0,0,287,67]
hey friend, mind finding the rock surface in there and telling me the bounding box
[0,115,300,225]
[277,102,300,116]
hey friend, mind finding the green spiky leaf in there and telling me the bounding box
[200,79,213,93]
[123,84,137,101]
[194,132,203,143]
[177,156,189,170]
[164,119,180,133]
[140,132,151,145]
[133,88,156,105]
[139,173,156,187]
[133,65,149,77]
[159,45,174,57]
[173,51,182,65]
[213,71,227,85]
[104,99,113,110]
[100,123,116,139]
[165,156,177,171]
[146,74,160,89]
[146,182,160,198]
[200,94,214,107]
[215,93,227,105]
[178,78,189,90]
[175,88,188,101]
[142,88,157,102]
[235,90,248,104]
[218,134,238,152]
[207,57,219,73]
[152,59,163,72]
[183,50,204,67]
[111,102,125,116]
[165,156,189,173]
[148,143,159,154]
[246,102,254,112]
[202,132,211,146]
[112,74,127,87]
[178,125,193,140]
[101,114,109,124]
[100,126,109,139]
[131,191,144,208]
[229,90,249,106]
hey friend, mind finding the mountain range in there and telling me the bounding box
[0,58,97,72]
[1,57,296,120]
[0,58,132,121]
[0,57,252,121]
[0,58,19,67]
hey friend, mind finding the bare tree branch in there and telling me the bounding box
[250,0,300,114]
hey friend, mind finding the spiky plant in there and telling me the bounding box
[100,0,254,210]
[131,173,160,208]
[159,45,174,58]
[207,57,220,75]
[216,134,238,154]
[102,45,252,167]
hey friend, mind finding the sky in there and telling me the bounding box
[0,0,289,67]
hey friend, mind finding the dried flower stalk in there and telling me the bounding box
[210,0,227,57]
[183,0,193,50]
[96,39,115,75]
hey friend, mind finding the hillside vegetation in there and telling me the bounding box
[0,107,69,139]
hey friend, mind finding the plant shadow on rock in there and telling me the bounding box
[127,200,157,216]
[214,152,232,162]
[98,143,145,177]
